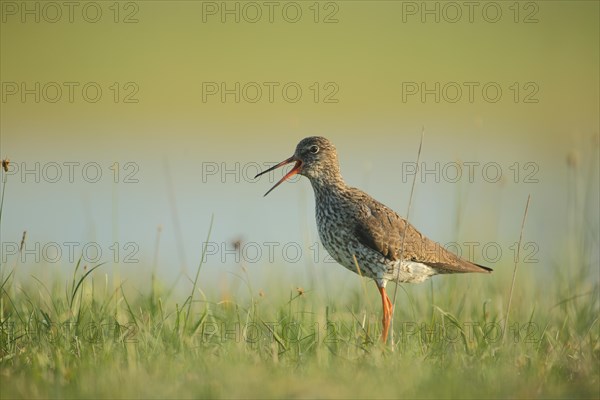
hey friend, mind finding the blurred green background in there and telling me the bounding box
[1,1,598,296]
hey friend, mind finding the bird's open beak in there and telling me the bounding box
[255,156,302,197]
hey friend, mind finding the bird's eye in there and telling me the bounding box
[309,145,319,154]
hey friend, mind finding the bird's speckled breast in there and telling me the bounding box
[312,183,437,285]
[313,186,381,280]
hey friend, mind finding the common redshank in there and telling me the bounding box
[255,137,492,342]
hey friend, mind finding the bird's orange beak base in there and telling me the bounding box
[255,156,302,197]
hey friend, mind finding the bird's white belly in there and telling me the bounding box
[386,261,437,283]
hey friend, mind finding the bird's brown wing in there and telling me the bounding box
[353,192,492,274]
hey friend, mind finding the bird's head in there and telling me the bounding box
[255,136,341,196]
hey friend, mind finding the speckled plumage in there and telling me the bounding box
[256,136,492,341]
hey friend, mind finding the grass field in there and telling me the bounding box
[1,153,599,399]
[0,235,598,399]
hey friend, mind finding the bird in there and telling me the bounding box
[254,136,492,343]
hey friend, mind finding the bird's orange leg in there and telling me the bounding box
[377,285,393,343]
